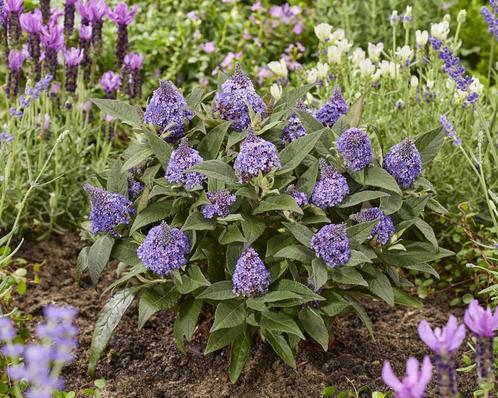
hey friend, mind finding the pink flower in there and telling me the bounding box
[418,315,466,355]
[202,41,216,54]
[20,9,43,34]
[100,71,121,93]
[8,49,24,72]
[124,52,143,70]
[64,47,84,66]
[464,300,498,337]
[4,0,23,15]
[382,356,432,398]
[107,2,138,26]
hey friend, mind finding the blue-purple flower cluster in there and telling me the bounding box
[336,128,373,172]
[311,223,351,267]
[439,115,461,146]
[144,80,194,143]
[165,138,205,189]
[311,159,349,209]
[214,64,267,132]
[482,1,498,41]
[281,103,308,143]
[9,74,52,117]
[232,247,270,296]
[286,185,308,207]
[315,87,349,127]
[128,176,143,199]
[383,139,422,189]
[201,190,236,219]
[84,183,135,236]
[137,222,190,275]
[350,207,395,245]
[234,131,281,182]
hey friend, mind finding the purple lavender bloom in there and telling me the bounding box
[336,128,373,172]
[0,131,14,144]
[20,9,42,79]
[40,0,50,23]
[128,176,143,199]
[5,0,23,46]
[311,159,349,209]
[79,24,92,84]
[286,185,308,207]
[122,52,143,99]
[64,0,77,37]
[482,5,498,41]
[64,47,83,93]
[0,316,16,341]
[165,138,205,189]
[383,139,422,189]
[20,9,42,33]
[6,49,23,98]
[76,0,92,25]
[137,222,190,275]
[107,2,138,67]
[41,23,63,77]
[144,80,194,143]
[7,47,22,70]
[315,87,349,127]
[88,0,106,53]
[350,207,395,245]
[439,115,461,146]
[311,223,351,267]
[438,47,473,93]
[99,71,121,99]
[281,102,308,143]
[201,190,236,219]
[1,343,24,358]
[232,247,270,297]
[429,36,442,50]
[382,356,432,398]
[214,64,267,132]
[233,131,281,183]
[83,183,135,236]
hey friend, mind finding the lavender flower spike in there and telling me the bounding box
[107,2,138,67]
[350,207,395,245]
[382,356,432,398]
[232,247,270,297]
[311,223,351,267]
[122,52,143,99]
[214,64,267,132]
[311,159,349,209]
[281,102,308,143]
[137,222,190,275]
[41,23,64,78]
[20,9,42,79]
[383,139,422,189]
[6,49,23,98]
[418,316,465,397]
[89,0,107,53]
[79,24,92,84]
[83,183,135,236]
[201,190,236,219]
[64,0,78,37]
[315,87,349,127]
[5,0,23,46]
[143,80,194,143]
[439,115,461,146]
[64,47,83,93]
[165,138,205,189]
[233,130,281,183]
[336,128,373,171]
[99,71,121,99]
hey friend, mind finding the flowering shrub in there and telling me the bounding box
[78,64,452,382]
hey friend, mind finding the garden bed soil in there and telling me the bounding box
[17,233,476,398]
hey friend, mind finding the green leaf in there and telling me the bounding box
[281,83,314,108]
[260,311,305,338]
[182,211,216,231]
[173,297,203,352]
[394,288,423,308]
[122,146,153,171]
[380,194,403,215]
[401,263,440,278]
[138,285,179,329]
[253,194,303,215]
[229,331,251,383]
[190,160,237,184]
[241,215,266,246]
[338,190,390,208]
[273,245,314,263]
[199,121,231,160]
[415,127,445,164]
[130,201,176,234]
[205,324,244,354]
[282,221,314,248]
[219,224,246,245]
[345,250,372,267]
[144,130,173,169]
[368,273,394,306]
[211,300,246,332]
[174,265,211,294]
[382,242,453,267]
[111,238,140,266]
[295,109,324,133]
[279,129,325,172]
[344,94,364,127]
[87,235,115,285]
[197,281,237,300]
[88,289,135,377]
[330,268,368,286]
[185,87,204,109]
[311,258,328,289]
[297,159,319,196]
[299,307,329,350]
[91,98,143,127]
[362,166,401,194]
[344,296,374,337]
[260,291,303,302]
[347,220,377,245]
[107,159,128,196]
[273,279,324,302]
[414,218,438,250]
[262,330,296,368]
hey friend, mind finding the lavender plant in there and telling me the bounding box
[79,65,451,382]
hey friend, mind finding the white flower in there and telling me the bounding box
[358,59,375,76]
[351,48,366,66]
[403,6,413,27]
[396,45,413,62]
[410,75,419,88]
[390,10,400,26]
[378,60,399,79]
[316,62,329,79]
[426,80,435,89]
[431,21,449,40]
[315,23,332,42]
[327,45,342,64]
[415,30,429,47]
[307,68,318,84]
[267,59,288,77]
[457,9,467,24]
[336,38,353,53]
[329,28,345,43]
[367,42,384,63]
[270,84,282,102]
[443,14,451,23]
[470,78,483,95]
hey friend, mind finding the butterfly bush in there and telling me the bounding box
[80,64,451,383]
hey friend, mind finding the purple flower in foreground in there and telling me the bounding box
[286,185,308,207]
[315,87,349,127]
[143,80,194,142]
[20,9,42,33]
[99,71,121,99]
[0,317,16,341]
[202,41,216,53]
[232,248,270,297]
[127,176,143,199]
[281,102,308,143]
[7,47,23,71]
[137,223,189,275]
[482,5,498,41]
[5,0,23,45]
[76,0,92,25]
[382,356,432,398]
[201,190,236,219]
[383,139,422,189]
[79,24,92,83]
[336,128,373,171]
[439,115,461,146]
[233,131,281,182]
[165,138,205,189]
[350,207,395,245]
[311,159,349,209]
[83,183,135,236]
[311,223,351,267]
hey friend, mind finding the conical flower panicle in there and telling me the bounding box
[286,185,308,207]
[281,102,308,143]
[311,159,349,209]
[201,190,236,219]
[350,207,395,245]
[383,139,422,189]
[336,127,373,171]
[311,223,351,267]
[137,222,190,275]
[165,138,205,189]
[315,87,348,127]
[232,248,270,296]
[144,80,194,143]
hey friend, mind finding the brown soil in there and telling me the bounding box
[16,232,477,398]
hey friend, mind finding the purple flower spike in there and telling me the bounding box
[76,0,92,25]
[234,131,281,183]
[315,87,349,127]
[382,356,432,398]
[20,10,42,79]
[99,71,121,99]
[143,80,193,142]
[64,47,83,93]
[64,0,78,37]
[281,102,308,143]
[311,223,351,267]
[383,139,422,189]
[83,183,135,236]
[350,207,395,245]
[439,115,461,146]
[311,159,349,209]
[20,9,42,33]
[201,190,236,219]
[232,248,270,297]
[41,23,63,78]
[214,64,267,132]
[108,2,138,67]
[89,0,106,53]
[336,128,373,171]
[137,222,190,275]
[5,0,23,46]
[165,138,205,189]
[122,52,143,99]
[482,5,498,41]
[6,49,23,98]
[8,47,23,71]
[79,24,92,84]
